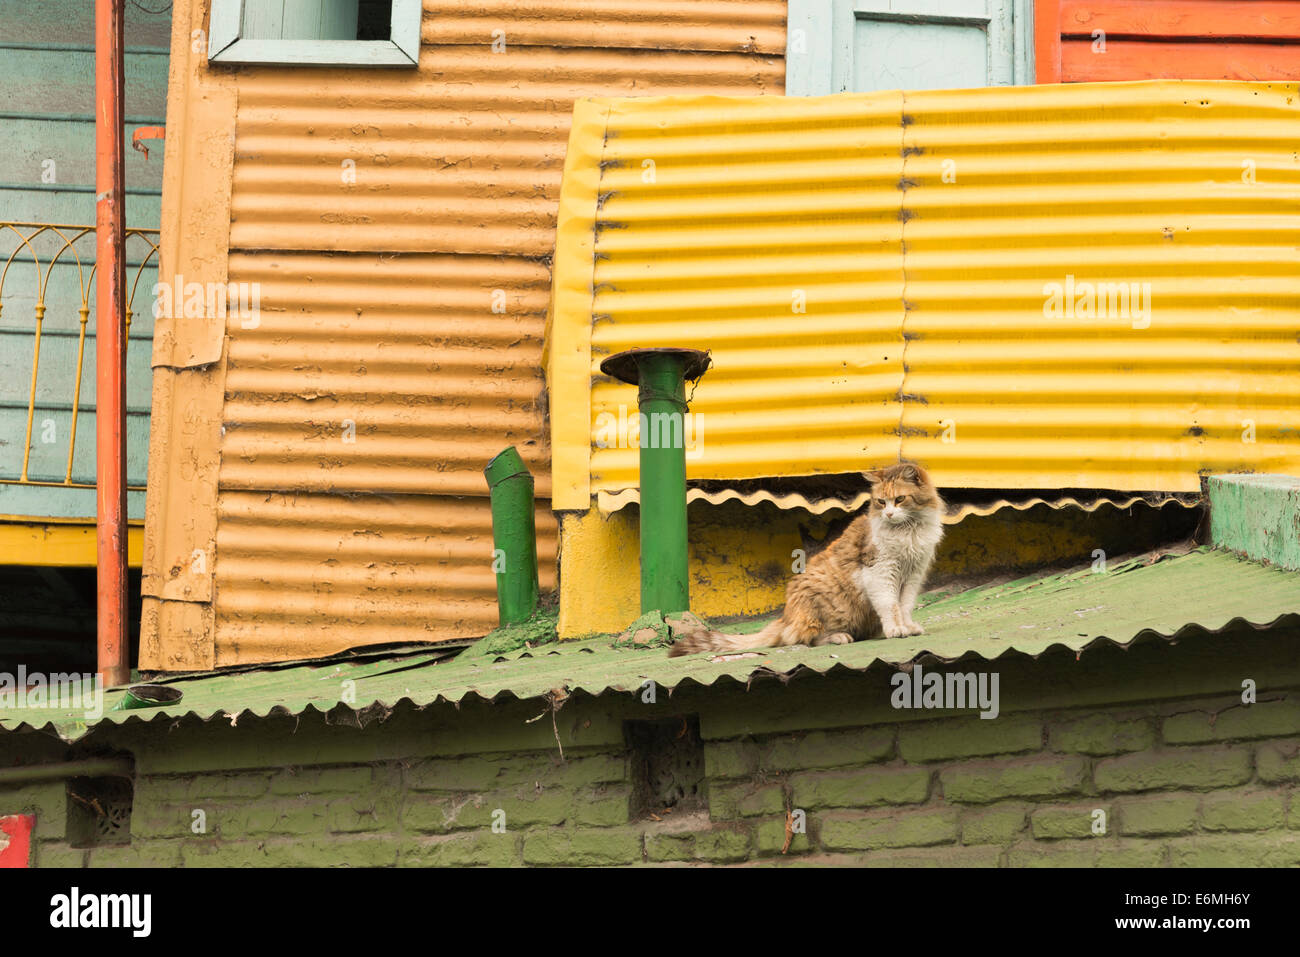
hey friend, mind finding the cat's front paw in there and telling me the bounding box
[904,621,925,636]
[882,623,907,639]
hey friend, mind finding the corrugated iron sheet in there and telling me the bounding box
[143,0,783,668]
[546,82,1300,509]
[595,487,1201,519]
[9,548,1298,742]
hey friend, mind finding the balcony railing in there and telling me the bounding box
[0,222,157,494]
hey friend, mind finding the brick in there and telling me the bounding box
[405,753,550,792]
[705,740,760,779]
[899,715,1041,763]
[1200,789,1286,831]
[180,836,399,867]
[1168,833,1300,867]
[695,828,751,863]
[706,782,742,820]
[269,765,376,796]
[401,832,520,867]
[762,728,894,771]
[961,803,1028,845]
[85,840,183,868]
[326,794,397,833]
[645,832,695,863]
[1163,700,1300,744]
[522,828,643,866]
[181,772,271,800]
[754,817,812,856]
[1095,746,1251,793]
[793,766,930,810]
[733,784,785,819]
[230,800,329,837]
[0,782,67,835]
[1008,840,1165,868]
[1116,793,1199,836]
[939,754,1089,804]
[645,828,750,864]
[860,844,1004,867]
[422,751,623,790]
[820,808,959,851]
[403,793,489,833]
[572,787,631,827]
[132,801,199,840]
[34,842,85,868]
[1257,741,1300,783]
[1049,714,1154,756]
[1031,804,1110,840]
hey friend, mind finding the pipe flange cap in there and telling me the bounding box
[600,348,711,386]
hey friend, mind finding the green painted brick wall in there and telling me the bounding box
[3,628,1300,867]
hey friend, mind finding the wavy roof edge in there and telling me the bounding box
[595,487,1203,518]
[2,549,1296,744]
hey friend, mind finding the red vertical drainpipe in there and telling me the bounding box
[95,0,129,688]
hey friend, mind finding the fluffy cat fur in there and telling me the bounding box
[668,461,944,657]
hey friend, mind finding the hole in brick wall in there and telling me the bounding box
[66,774,134,848]
[625,715,705,820]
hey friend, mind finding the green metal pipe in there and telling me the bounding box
[635,352,692,614]
[0,757,133,787]
[484,446,539,626]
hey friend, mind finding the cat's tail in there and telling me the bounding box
[667,618,785,658]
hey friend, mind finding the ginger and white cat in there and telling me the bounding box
[668,461,944,657]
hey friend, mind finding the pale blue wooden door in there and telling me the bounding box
[788,0,1033,95]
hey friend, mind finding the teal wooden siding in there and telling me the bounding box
[0,0,170,522]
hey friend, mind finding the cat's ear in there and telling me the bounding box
[899,462,931,485]
[863,469,884,485]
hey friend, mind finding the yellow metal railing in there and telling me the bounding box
[0,222,157,491]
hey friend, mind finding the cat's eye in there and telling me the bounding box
[895,496,906,505]
[875,498,885,506]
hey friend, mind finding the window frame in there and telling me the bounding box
[208,0,421,67]
[785,0,1035,95]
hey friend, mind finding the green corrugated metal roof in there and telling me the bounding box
[3,548,1297,742]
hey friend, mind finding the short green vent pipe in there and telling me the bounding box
[599,347,711,615]
[484,446,540,626]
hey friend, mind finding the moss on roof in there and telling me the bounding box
[2,548,1297,742]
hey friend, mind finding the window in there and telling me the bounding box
[786,0,1034,95]
[209,0,421,67]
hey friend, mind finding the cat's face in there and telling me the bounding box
[863,462,939,524]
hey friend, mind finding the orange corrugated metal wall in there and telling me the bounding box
[195,1,785,665]
[1036,0,1300,81]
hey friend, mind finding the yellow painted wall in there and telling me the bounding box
[0,521,144,568]
[557,498,1199,638]
[546,83,1300,509]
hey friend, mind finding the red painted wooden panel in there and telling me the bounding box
[1040,0,1300,81]
[1038,0,1064,81]
[1061,0,1300,39]
[0,814,35,868]
[1062,38,1300,79]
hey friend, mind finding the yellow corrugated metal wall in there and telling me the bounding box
[547,82,1300,510]
[144,0,784,668]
